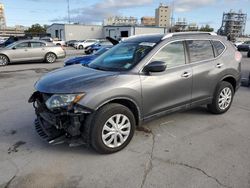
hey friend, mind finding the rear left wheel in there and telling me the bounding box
[89,103,136,154]
[0,54,9,66]
[45,53,57,63]
[207,81,234,114]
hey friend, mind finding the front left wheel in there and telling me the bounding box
[88,103,136,154]
[0,54,9,66]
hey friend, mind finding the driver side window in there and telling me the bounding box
[15,42,30,49]
[152,41,186,68]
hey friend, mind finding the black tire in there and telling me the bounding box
[207,81,234,114]
[45,52,57,63]
[0,54,9,66]
[78,45,83,49]
[87,103,136,154]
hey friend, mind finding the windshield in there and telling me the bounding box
[88,42,154,71]
[5,42,18,49]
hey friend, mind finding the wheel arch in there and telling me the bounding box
[96,97,142,126]
[220,75,237,91]
[45,52,57,59]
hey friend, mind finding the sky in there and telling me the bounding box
[1,0,250,34]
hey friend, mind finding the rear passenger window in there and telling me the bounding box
[212,40,225,56]
[152,41,186,68]
[187,40,214,63]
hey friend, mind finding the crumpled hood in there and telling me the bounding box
[35,65,118,93]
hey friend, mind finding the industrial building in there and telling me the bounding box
[47,24,167,41]
[46,24,104,41]
[218,10,247,37]
[155,3,171,28]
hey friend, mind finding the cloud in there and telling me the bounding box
[174,0,216,12]
[51,0,153,24]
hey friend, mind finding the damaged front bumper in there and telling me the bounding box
[29,91,92,147]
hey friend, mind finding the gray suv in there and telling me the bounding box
[29,32,241,154]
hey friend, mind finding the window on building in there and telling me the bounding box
[55,30,59,38]
[187,40,215,63]
[152,41,186,68]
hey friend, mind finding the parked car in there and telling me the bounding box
[85,42,113,54]
[29,32,241,154]
[0,40,66,66]
[64,46,112,66]
[237,41,250,51]
[53,39,66,46]
[74,39,99,49]
[40,37,53,43]
[234,41,243,47]
[248,49,250,57]
[66,40,78,47]
[0,36,28,48]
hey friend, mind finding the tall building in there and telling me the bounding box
[0,2,6,29]
[141,17,156,26]
[218,9,247,37]
[103,16,138,26]
[155,3,171,28]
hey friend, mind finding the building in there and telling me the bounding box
[155,3,171,28]
[141,17,156,26]
[46,23,168,41]
[103,16,138,26]
[46,24,104,41]
[0,3,6,29]
[218,10,247,37]
[104,26,167,40]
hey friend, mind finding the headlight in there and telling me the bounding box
[45,93,85,110]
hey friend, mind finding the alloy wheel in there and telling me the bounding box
[218,87,232,110]
[102,114,131,148]
[46,53,56,63]
[0,55,8,66]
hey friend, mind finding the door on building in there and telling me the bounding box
[109,29,116,39]
[120,31,128,37]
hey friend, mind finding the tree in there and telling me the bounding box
[25,24,47,36]
[199,24,214,32]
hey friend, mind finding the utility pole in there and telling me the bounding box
[67,0,71,24]
[170,0,175,32]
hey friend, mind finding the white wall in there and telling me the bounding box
[103,26,133,40]
[65,25,103,41]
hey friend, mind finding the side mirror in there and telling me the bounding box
[143,61,166,73]
[12,46,16,50]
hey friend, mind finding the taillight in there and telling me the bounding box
[235,51,242,62]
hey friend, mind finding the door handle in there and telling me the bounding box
[181,72,192,78]
[216,63,223,68]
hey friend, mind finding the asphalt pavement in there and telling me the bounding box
[0,52,250,188]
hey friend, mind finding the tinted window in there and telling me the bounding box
[31,42,46,48]
[152,41,186,68]
[15,42,29,49]
[212,40,225,56]
[187,40,214,63]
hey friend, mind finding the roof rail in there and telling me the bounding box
[162,32,217,40]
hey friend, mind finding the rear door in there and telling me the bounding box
[29,42,47,60]
[140,41,193,118]
[187,39,224,106]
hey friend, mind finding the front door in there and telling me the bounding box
[140,41,192,118]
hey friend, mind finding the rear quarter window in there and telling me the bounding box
[187,40,214,63]
[212,40,225,56]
